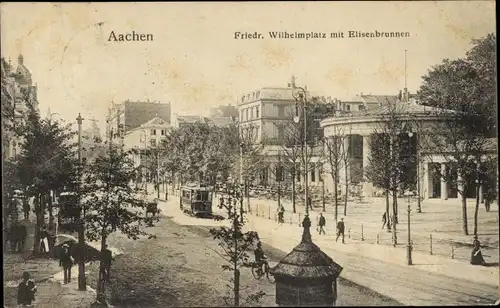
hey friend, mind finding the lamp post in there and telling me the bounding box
[76,113,87,291]
[406,131,414,265]
[239,142,244,223]
[293,87,309,217]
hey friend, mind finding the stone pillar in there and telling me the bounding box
[362,134,373,197]
[441,163,448,200]
[423,162,433,199]
[342,135,350,195]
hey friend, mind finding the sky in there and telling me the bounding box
[1,1,495,131]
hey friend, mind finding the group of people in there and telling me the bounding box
[317,213,346,243]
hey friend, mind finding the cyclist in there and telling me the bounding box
[254,241,269,275]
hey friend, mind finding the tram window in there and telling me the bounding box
[196,192,202,201]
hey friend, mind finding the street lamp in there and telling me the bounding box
[76,113,87,290]
[293,87,310,217]
[239,142,244,223]
[406,131,414,266]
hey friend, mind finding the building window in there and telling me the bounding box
[251,108,254,119]
[358,105,365,111]
[161,129,166,136]
[151,129,156,135]
[150,139,156,147]
[256,106,259,118]
[278,105,285,117]
[277,125,284,139]
[346,105,351,111]
[245,109,249,121]
[240,111,243,122]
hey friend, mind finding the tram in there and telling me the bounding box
[179,183,214,218]
[57,191,81,232]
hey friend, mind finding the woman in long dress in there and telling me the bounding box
[470,238,486,266]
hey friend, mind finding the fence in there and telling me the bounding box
[248,201,498,263]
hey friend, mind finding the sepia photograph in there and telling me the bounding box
[1,1,498,307]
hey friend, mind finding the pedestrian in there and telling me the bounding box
[40,226,49,253]
[336,217,345,244]
[219,196,224,209]
[59,243,74,284]
[17,271,37,307]
[100,245,114,281]
[278,205,285,223]
[381,212,388,230]
[23,199,30,220]
[470,237,487,266]
[307,196,313,211]
[318,213,326,235]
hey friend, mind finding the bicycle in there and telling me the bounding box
[251,259,275,283]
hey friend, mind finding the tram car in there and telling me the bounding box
[180,183,214,218]
[57,191,81,232]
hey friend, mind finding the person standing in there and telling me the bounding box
[336,217,345,244]
[100,245,114,281]
[59,243,74,284]
[23,199,30,221]
[318,213,326,235]
[278,205,285,223]
[17,271,37,307]
[40,227,49,253]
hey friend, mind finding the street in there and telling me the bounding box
[90,208,400,307]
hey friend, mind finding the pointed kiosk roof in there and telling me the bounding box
[270,215,343,279]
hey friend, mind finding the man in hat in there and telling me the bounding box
[336,217,345,244]
[254,241,269,276]
[318,213,326,235]
[59,243,74,284]
[17,271,37,307]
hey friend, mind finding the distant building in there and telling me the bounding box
[106,100,171,143]
[171,114,207,129]
[123,116,171,168]
[209,104,238,120]
[205,116,235,128]
[1,54,39,159]
[81,119,105,162]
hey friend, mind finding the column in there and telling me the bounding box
[342,135,350,195]
[362,134,373,197]
[440,163,448,200]
[423,162,433,199]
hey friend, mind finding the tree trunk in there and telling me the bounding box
[391,190,397,245]
[344,164,349,212]
[473,184,480,236]
[96,234,107,303]
[461,190,469,235]
[385,190,391,231]
[32,194,43,256]
[393,188,398,224]
[333,177,338,222]
[291,169,296,213]
[48,191,54,232]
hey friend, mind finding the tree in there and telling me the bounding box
[16,104,77,255]
[209,184,263,307]
[417,33,496,235]
[81,141,158,302]
[323,127,347,221]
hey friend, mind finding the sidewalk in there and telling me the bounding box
[156,195,500,306]
[3,205,96,308]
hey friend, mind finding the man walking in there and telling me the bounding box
[318,213,326,235]
[59,243,74,284]
[278,205,285,223]
[23,199,30,221]
[336,217,345,244]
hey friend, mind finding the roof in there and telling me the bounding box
[205,116,234,127]
[270,216,343,279]
[176,115,207,124]
[139,116,170,128]
[350,100,452,118]
[122,101,171,131]
[239,87,312,105]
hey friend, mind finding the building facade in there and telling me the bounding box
[320,93,494,200]
[1,55,39,159]
[106,100,171,143]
